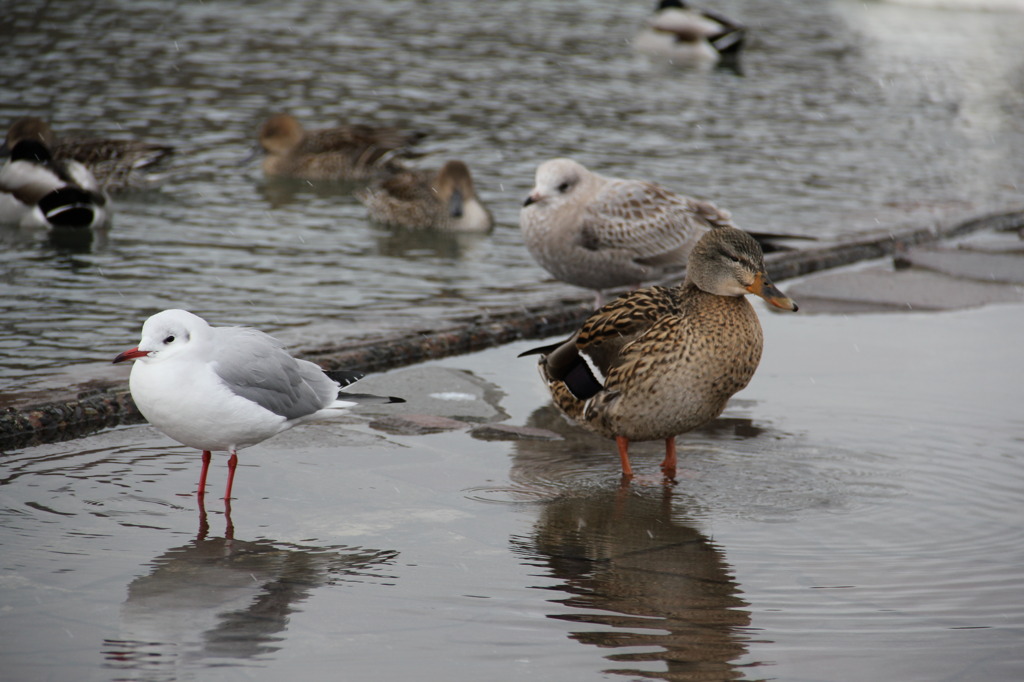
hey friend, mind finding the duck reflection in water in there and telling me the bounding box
[501,404,759,680]
[372,223,491,261]
[102,500,398,674]
[513,486,752,681]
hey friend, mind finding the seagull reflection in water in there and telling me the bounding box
[101,501,398,675]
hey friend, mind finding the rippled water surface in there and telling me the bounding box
[2,0,1024,395]
[2,304,1022,680]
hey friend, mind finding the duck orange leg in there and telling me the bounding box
[616,436,634,479]
[224,451,238,501]
[197,450,212,497]
[660,437,677,480]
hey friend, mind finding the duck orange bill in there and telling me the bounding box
[746,273,799,312]
[112,347,149,364]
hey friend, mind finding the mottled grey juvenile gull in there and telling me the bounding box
[113,309,403,501]
[520,157,736,306]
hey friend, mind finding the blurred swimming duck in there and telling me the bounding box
[357,160,493,232]
[0,138,111,231]
[256,113,425,181]
[4,117,175,191]
[633,0,746,67]
[520,224,797,481]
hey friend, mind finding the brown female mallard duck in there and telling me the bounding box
[520,223,797,480]
[357,160,493,232]
[256,113,424,181]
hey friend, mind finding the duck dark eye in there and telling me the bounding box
[163,335,175,344]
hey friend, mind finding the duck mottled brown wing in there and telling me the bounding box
[575,285,682,373]
[377,169,434,201]
[302,125,419,157]
[357,169,442,228]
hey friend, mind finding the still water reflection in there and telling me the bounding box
[2,0,1024,395]
[515,488,751,681]
[104,502,398,678]
[489,404,767,678]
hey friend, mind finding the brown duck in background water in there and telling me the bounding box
[256,113,424,181]
[357,160,493,232]
[520,224,797,481]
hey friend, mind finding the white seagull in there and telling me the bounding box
[520,157,737,306]
[113,309,403,500]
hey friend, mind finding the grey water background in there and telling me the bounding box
[1,0,1023,398]
[2,1,1024,680]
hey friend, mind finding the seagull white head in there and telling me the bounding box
[113,309,209,365]
[523,157,598,209]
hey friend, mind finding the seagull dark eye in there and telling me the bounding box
[163,335,175,344]
[557,182,570,193]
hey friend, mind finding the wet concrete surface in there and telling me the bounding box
[787,228,1024,313]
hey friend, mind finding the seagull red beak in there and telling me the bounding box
[113,347,149,364]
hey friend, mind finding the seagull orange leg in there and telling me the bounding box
[660,437,677,480]
[616,436,634,479]
[224,451,238,501]
[197,450,212,497]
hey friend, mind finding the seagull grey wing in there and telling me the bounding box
[210,327,338,420]
[584,179,726,263]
